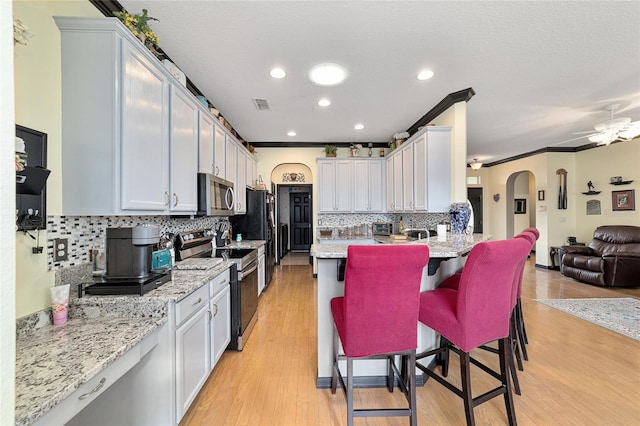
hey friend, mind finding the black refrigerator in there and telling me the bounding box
[230,190,275,287]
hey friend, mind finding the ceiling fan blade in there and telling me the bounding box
[618,122,640,140]
[549,133,593,146]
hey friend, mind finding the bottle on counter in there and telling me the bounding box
[398,216,404,234]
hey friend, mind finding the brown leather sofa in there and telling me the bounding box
[559,225,640,287]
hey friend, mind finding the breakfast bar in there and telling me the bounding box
[311,233,491,387]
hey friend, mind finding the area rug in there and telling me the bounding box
[535,298,640,341]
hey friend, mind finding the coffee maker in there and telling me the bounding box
[105,225,159,279]
[81,225,172,296]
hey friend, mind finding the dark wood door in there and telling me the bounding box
[467,187,483,233]
[290,192,311,251]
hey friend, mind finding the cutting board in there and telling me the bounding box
[390,234,408,240]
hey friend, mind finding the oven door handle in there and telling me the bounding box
[240,260,258,278]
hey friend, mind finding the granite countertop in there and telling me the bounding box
[16,260,233,425]
[15,317,166,426]
[311,233,492,259]
[217,240,265,250]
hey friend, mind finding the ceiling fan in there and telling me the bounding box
[576,103,640,146]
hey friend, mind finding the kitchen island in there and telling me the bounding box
[311,233,491,387]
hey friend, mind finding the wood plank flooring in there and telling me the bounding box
[180,258,640,425]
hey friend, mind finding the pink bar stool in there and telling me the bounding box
[330,245,430,426]
[416,239,531,425]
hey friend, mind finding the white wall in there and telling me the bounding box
[2,2,16,422]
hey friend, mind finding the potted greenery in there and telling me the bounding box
[113,9,161,57]
[324,144,337,157]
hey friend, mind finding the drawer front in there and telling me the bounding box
[209,268,230,297]
[175,285,209,327]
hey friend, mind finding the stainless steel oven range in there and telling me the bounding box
[174,229,259,351]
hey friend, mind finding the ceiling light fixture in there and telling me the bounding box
[269,68,286,79]
[416,69,435,80]
[309,63,347,86]
[586,104,640,146]
[469,158,483,170]
[287,131,296,137]
[354,124,364,130]
[318,98,331,107]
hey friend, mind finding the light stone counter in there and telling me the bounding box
[311,233,491,259]
[16,260,233,426]
[15,317,165,426]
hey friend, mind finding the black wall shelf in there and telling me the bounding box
[581,191,601,195]
[610,180,634,185]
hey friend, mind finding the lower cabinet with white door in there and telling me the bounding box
[210,269,231,367]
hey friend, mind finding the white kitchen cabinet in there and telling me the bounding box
[412,128,452,212]
[169,86,199,213]
[210,269,231,368]
[198,111,215,174]
[401,143,415,212]
[214,124,226,177]
[175,303,210,421]
[56,17,171,215]
[392,152,404,212]
[386,157,395,211]
[318,159,352,212]
[353,159,385,212]
[246,155,257,190]
[235,148,247,214]
[225,135,238,184]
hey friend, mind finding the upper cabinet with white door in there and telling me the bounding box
[213,125,226,178]
[225,135,237,184]
[412,127,452,212]
[56,17,202,215]
[169,86,198,212]
[353,159,385,212]
[235,148,247,214]
[385,126,452,213]
[318,159,353,212]
[198,111,215,174]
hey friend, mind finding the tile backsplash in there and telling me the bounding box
[46,215,229,269]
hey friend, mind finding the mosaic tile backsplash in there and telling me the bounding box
[317,212,450,231]
[46,215,229,269]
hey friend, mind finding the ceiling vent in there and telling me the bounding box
[252,98,270,111]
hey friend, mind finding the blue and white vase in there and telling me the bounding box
[449,202,471,235]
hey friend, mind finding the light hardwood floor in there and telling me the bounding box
[181,258,640,426]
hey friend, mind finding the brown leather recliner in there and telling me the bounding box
[559,225,640,287]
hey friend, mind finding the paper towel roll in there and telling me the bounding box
[437,224,447,236]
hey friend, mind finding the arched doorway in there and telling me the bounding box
[506,170,537,238]
[271,164,313,263]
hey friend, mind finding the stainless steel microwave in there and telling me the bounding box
[197,173,235,216]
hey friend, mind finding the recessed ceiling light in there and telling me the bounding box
[269,67,286,79]
[416,69,435,80]
[309,63,347,86]
[287,131,296,137]
[318,98,331,107]
[354,124,364,130]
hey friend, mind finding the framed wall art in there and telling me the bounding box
[514,198,527,214]
[537,190,545,201]
[611,189,635,211]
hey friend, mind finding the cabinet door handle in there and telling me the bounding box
[208,309,212,321]
[164,191,170,206]
[79,377,106,400]
[215,166,219,176]
[213,303,218,316]
[173,193,179,207]
[192,297,202,305]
